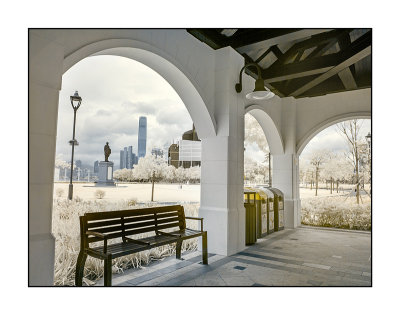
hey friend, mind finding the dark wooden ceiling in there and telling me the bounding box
[187,29,371,98]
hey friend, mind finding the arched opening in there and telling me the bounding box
[299,117,371,231]
[52,41,216,285]
[245,105,284,155]
[64,40,216,139]
[244,113,271,186]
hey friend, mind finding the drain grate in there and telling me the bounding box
[234,266,247,270]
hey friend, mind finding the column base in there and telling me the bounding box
[198,206,246,256]
[283,198,301,228]
[29,232,56,286]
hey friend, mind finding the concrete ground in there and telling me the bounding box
[95,226,371,287]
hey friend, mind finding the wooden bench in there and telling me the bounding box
[75,205,207,286]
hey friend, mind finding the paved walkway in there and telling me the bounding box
[95,226,371,286]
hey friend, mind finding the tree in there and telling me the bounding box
[309,149,331,196]
[337,119,367,204]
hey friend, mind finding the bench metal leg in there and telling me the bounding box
[75,251,87,286]
[104,254,112,287]
[202,231,208,265]
[176,239,183,259]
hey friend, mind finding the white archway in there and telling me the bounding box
[297,111,371,155]
[245,105,284,155]
[63,39,216,140]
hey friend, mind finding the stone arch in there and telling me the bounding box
[296,111,371,155]
[63,38,216,139]
[245,104,284,155]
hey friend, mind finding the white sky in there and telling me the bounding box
[59,55,371,167]
[245,116,371,163]
[56,55,193,167]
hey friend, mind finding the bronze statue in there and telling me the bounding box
[104,142,111,162]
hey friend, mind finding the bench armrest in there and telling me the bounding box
[86,231,109,254]
[185,217,204,232]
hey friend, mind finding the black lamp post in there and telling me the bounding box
[235,63,274,100]
[365,132,371,193]
[68,91,82,200]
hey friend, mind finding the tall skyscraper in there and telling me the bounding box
[138,116,147,158]
[127,146,133,168]
[120,150,125,169]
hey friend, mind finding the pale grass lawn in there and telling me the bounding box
[53,182,200,203]
[52,195,199,286]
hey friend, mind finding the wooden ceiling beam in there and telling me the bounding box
[338,67,358,89]
[236,29,332,53]
[263,53,339,82]
[269,29,352,67]
[255,46,274,63]
[289,31,371,97]
[263,31,371,85]
[186,29,229,49]
[228,29,301,49]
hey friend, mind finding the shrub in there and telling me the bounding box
[94,190,106,199]
[56,188,64,198]
[127,198,138,206]
[301,196,371,230]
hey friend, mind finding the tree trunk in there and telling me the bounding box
[330,177,333,194]
[355,149,360,204]
[315,168,318,196]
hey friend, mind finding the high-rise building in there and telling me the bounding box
[120,150,125,169]
[138,116,147,158]
[127,146,133,168]
[94,161,99,174]
[120,146,138,169]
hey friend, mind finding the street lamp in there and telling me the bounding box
[365,132,371,193]
[68,91,82,200]
[235,63,274,100]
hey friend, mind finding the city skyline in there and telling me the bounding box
[55,55,193,167]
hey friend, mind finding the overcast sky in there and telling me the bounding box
[57,55,370,168]
[56,55,193,167]
[244,115,371,164]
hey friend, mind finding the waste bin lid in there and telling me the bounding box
[269,187,284,197]
[256,186,275,198]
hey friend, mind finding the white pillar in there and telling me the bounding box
[272,97,301,228]
[29,31,64,285]
[199,47,246,256]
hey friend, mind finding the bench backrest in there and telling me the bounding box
[79,205,186,245]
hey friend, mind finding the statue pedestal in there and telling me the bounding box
[96,161,116,186]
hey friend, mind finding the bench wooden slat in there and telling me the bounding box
[88,216,181,235]
[84,205,182,221]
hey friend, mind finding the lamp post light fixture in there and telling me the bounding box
[235,63,274,100]
[68,91,82,200]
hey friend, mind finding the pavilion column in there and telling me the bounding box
[199,47,246,256]
[29,31,64,285]
[272,97,301,228]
